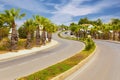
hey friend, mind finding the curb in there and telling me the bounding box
[51,45,97,80]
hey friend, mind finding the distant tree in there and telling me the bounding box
[110,18,120,40]
[96,19,102,26]
[18,26,27,39]
[78,17,89,25]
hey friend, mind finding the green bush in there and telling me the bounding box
[84,38,95,50]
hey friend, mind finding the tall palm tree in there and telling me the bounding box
[2,8,25,50]
[23,19,35,49]
[46,23,56,42]
[33,15,41,46]
[39,16,50,45]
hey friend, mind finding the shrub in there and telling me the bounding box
[18,39,26,49]
[84,38,95,50]
[0,38,10,50]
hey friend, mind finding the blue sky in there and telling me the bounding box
[0,0,120,27]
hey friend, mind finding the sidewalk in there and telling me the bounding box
[0,40,58,61]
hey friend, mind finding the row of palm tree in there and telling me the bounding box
[22,15,57,49]
[69,18,120,41]
[0,8,57,51]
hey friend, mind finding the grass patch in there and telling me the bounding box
[18,32,96,80]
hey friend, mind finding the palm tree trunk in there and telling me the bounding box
[78,30,80,39]
[83,31,86,38]
[0,28,2,41]
[10,21,18,51]
[113,31,115,40]
[42,30,46,45]
[118,31,120,41]
[108,32,111,40]
[36,26,40,45]
[25,32,31,49]
[0,36,2,41]
[47,32,52,42]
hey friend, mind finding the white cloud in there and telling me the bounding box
[0,0,50,13]
[51,14,73,25]
[1,0,120,25]
[50,0,120,25]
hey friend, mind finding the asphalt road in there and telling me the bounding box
[65,40,120,80]
[0,32,84,80]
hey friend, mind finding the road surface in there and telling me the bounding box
[65,40,120,80]
[0,33,84,80]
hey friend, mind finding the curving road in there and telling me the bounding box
[0,33,84,80]
[65,40,120,80]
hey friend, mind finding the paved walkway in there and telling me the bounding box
[0,40,58,61]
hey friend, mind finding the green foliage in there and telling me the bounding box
[18,27,27,39]
[84,38,95,50]
[23,19,36,33]
[78,17,89,25]
[2,8,26,28]
[78,17,102,26]
[0,8,58,51]
[60,24,69,30]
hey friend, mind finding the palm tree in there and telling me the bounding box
[23,19,35,49]
[39,16,50,45]
[102,25,110,40]
[46,23,56,42]
[69,23,77,35]
[2,8,25,50]
[69,23,82,39]
[33,15,41,46]
[111,18,120,40]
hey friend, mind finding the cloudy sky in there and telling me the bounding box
[0,0,120,26]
